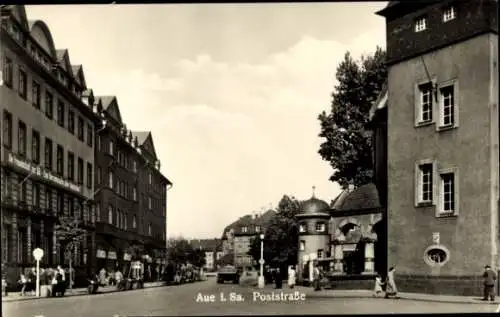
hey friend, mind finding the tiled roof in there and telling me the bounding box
[189,239,222,251]
[98,96,116,110]
[56,49,66,62]
[330,190,350,209]
[332,183,381,212]
[71,65,82,76]
[298,196,330,215]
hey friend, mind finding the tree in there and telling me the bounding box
[54,215,89,291]
[318,47,387,189]
[167,238,205,267]
[248,215,299,267]
[276,195,301,220]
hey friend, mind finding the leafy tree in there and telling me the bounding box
[167,238,205,267]
[248,215,299,267]
[276,195,301,220]
[318,47,387,189]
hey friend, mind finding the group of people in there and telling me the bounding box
[373,267,398,298]
[18,265,67,297]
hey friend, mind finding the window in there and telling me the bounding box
[443,6,456,22]
[416,161,434,205]
[56,145,64,176]
[96,167,101,185]
[424,245,450,267]
[3,56,13,87]
[132,160,137,172]
[18,176,27,203]
[439,169,458,215]
[77,158,83,185]
[77,116,84,141]
[86,163,92,189]
[68,198,74,217]
[439,85,455,128]
[32,81,41,109]
[56,191,64,215]
[18,121,26,157]
[87,123,93,147]
[300,240,305,251]
[148,197,152,209]
[109,172,114,189]
[417,82,433,124]
[315,222,326,232]
[45,188,52,212]
[68,110,75,134]
[109,141,115,156]
[45,91,53,119]
[317,249,324,259]
[133,187,137,201]
[18,69,27,99]
[3,110,12,148]
[32,183,40,207]
[255,226,260,232]
[124,214,128,230]
[57,101,65,127]
[133,215,137,228]
[44,138,53,170]
[415,16,427,32]
[148,224,152,236]
[96,204,101,222]
[242,226,248,233]
[67,152,74,181]
[108,206,113,224]
[97,135,101,151]
[31,129,40,164]
[299,223,306,233]
[116,210,121,228]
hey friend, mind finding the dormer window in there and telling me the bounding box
[299,223,306,233]
[414,16,427,32]
[242,226,248,233]
[443,6,456,22]
[315,222,326,232]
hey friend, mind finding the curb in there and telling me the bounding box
[1,282,168,303]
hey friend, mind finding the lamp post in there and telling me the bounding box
[258,233,265,289]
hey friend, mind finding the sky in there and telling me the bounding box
[26,3,387,240]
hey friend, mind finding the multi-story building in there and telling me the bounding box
[1,5,100,285]
[92,97,172,279]
[189,238,223,272]
[221,209,276,271]
[376,0,498,295]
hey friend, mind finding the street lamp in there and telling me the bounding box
[258,233,265,289]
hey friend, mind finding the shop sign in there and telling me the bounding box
[96,250,107,258]
[8,153,82,193]
[123,253,132,261]
[107,251,117,260]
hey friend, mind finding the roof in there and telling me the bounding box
[56,49,66,62]
[376,0,439,17]
[255,209,277,225]
[71,65,82,75]
[331,183,381,212]
[369,82,388,122]
[330,190,350,209]
[189,239,222,252]
[221,210,277,238]
[216,253,234,266]
[131,131,150,145]
[297,196,330,217]
[99,96,116,110]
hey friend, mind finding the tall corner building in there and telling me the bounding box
[376,0,498,295]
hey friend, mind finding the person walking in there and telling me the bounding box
[274,267,283,289]
[313,263,322,291]
[373,274,384,297]
[288,266,297,289]
[482,265,497,301]
[18,273,28,296]
[384,267,398,299]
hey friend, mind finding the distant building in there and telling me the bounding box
[375,0,498,295]
[220,209,276,270]
[188,238,223,271]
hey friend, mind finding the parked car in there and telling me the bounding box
[217,265,240,284]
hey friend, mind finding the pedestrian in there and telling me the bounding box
[274,267,282,289]
[18,273,28,296]
[288,266,296,289]
[482,265,497,301]
[99,268,107,286]
[373,274,384,297]
[313,262,322,291]
[384,267,398,299]
[56,265,66,297]
[27,267,36,295]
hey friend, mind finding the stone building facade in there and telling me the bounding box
[376,0,498,295]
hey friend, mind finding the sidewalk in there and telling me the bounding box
[295,286,500,305]
[1,281,166,303]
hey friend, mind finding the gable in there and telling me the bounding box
[10,6,29,31]
[142,134,158,159]
[105,99,123,124]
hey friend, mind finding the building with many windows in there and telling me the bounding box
[376,0,498,295]
[188,239,224,272]
[92,98,171,279]
[1,5,100,285]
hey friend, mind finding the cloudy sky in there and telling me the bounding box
[26,3,387,239]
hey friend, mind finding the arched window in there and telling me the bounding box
[132,215,137,228]
[148,224,152,236]
[108,205,113,224]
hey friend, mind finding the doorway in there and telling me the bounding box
[372,220,387,277]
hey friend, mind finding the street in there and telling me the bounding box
[3,279,500,317]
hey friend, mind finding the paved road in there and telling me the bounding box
[3,279,499,316]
